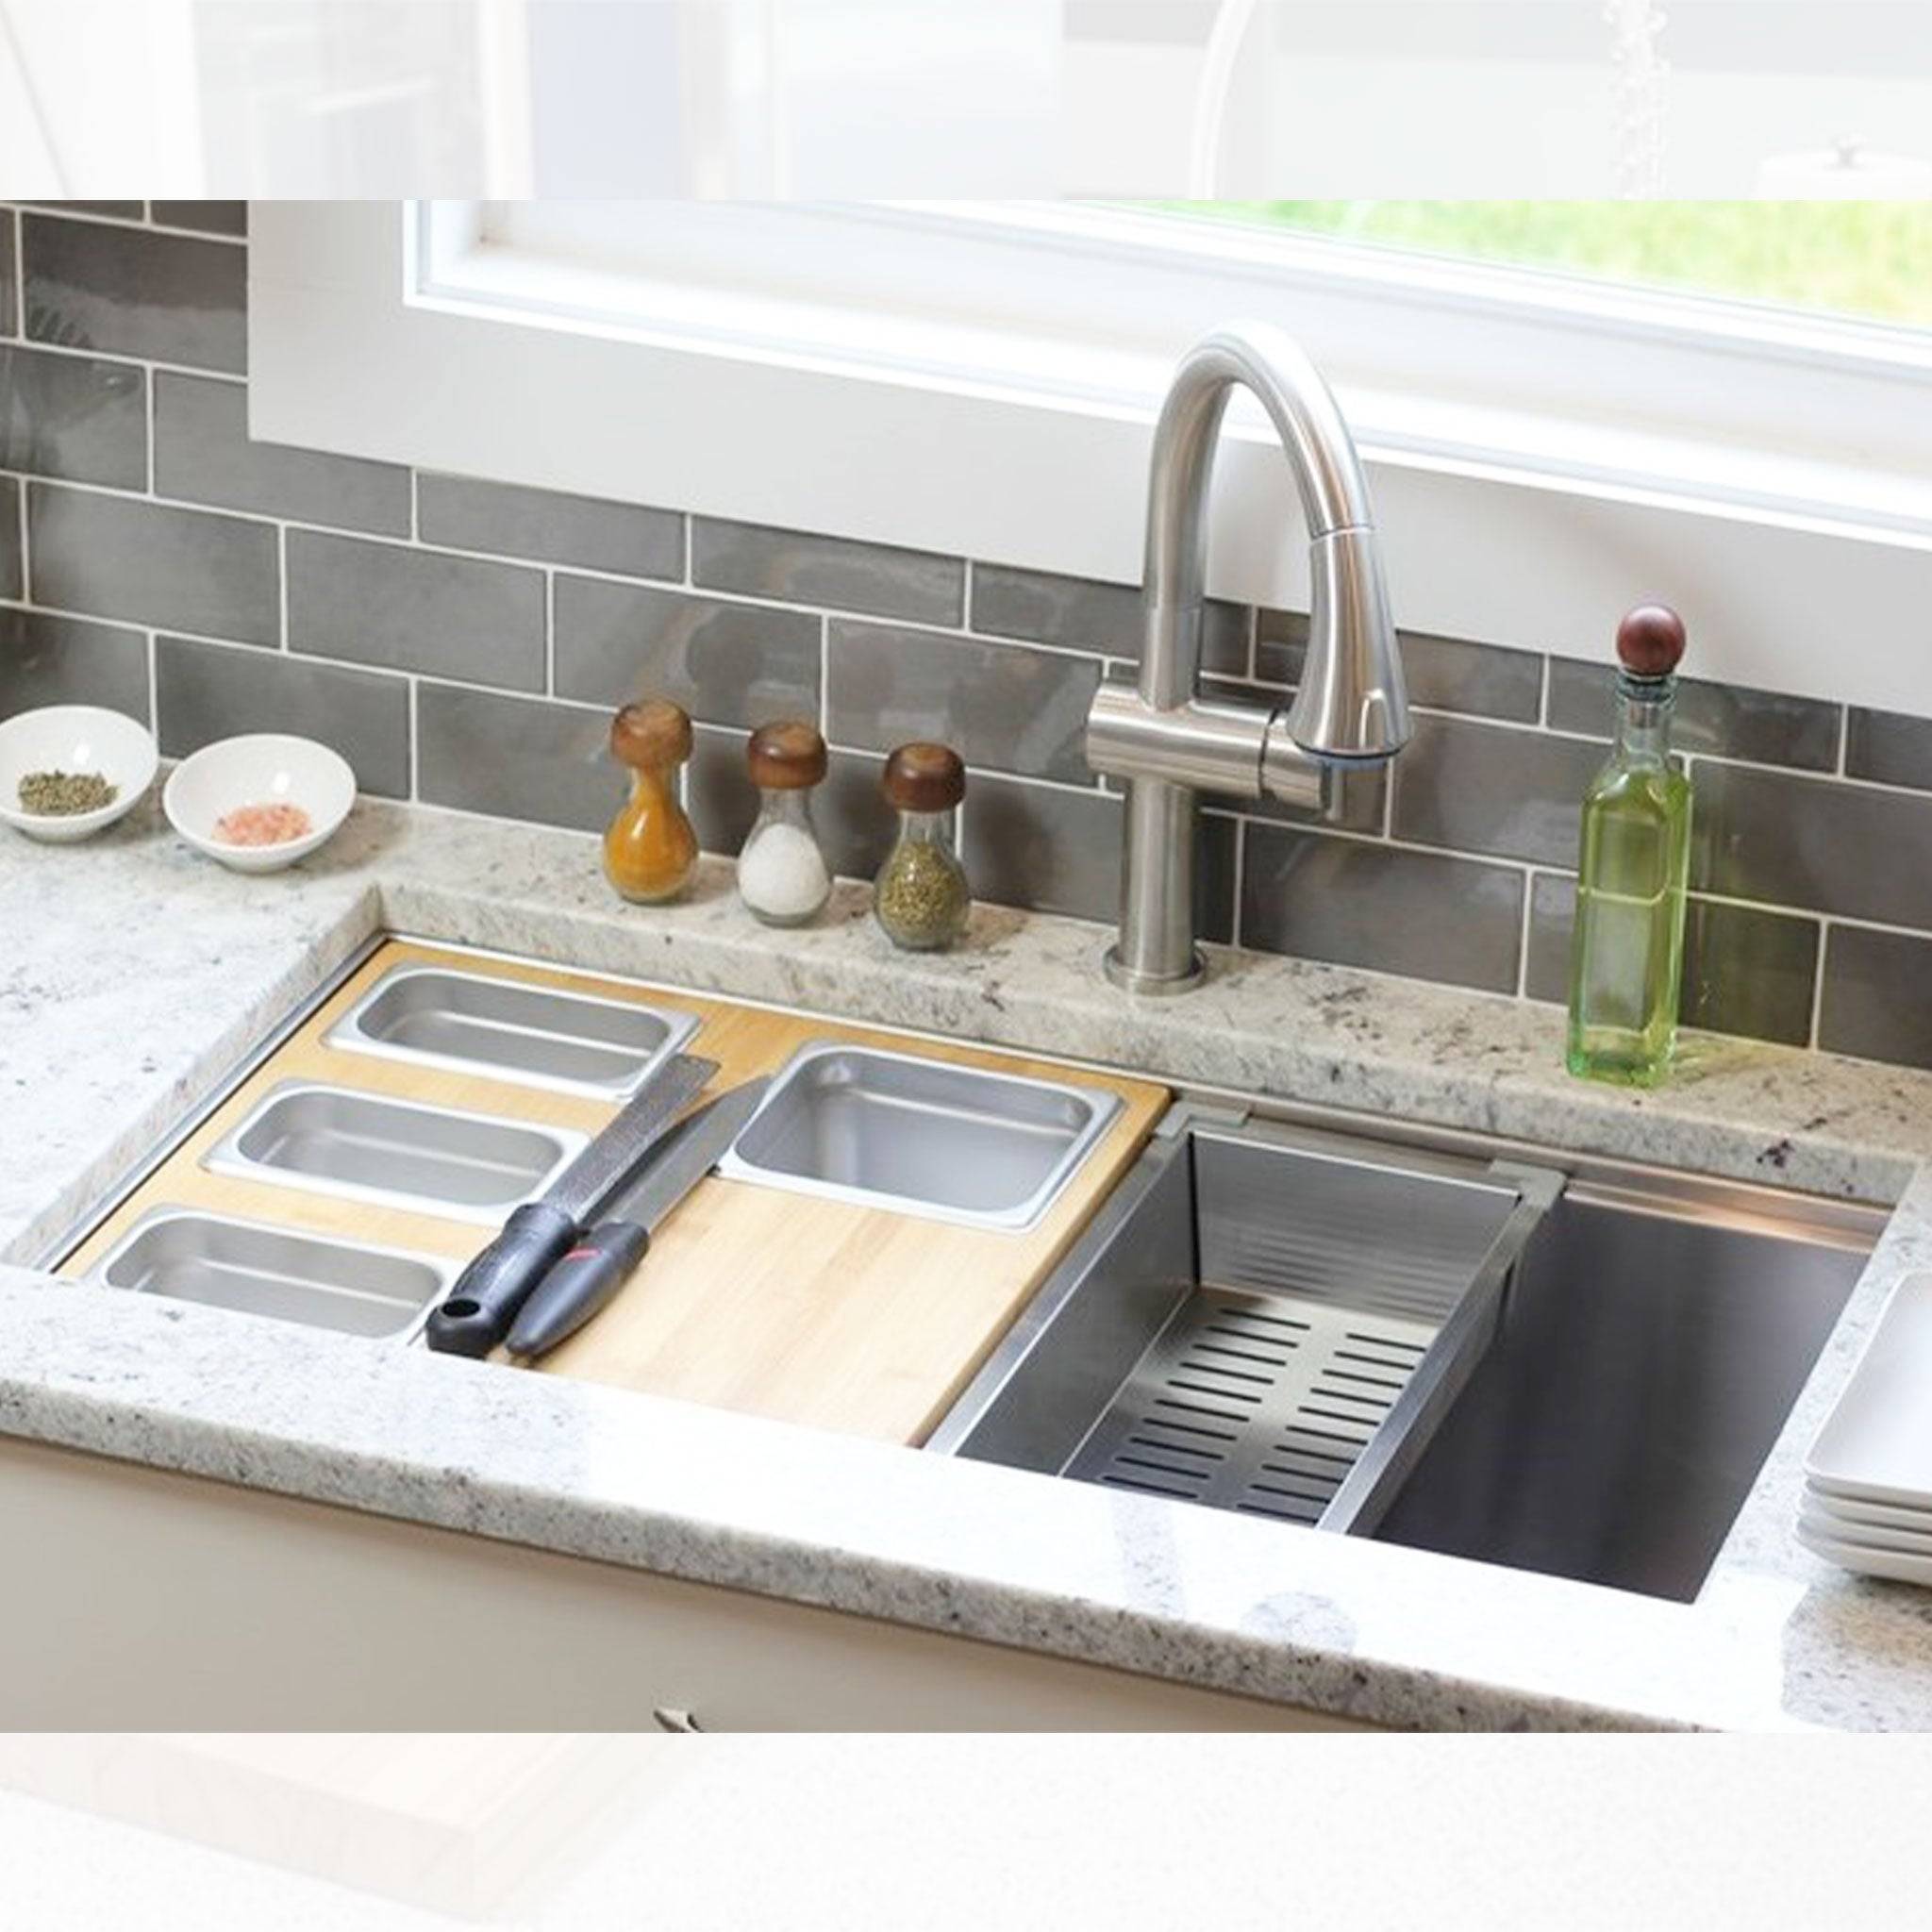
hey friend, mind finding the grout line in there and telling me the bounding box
[1537,652,1550,727]
[680,512,691,588]
[10,208,22,339]
[143,626,158,734]
[275,521,290,649]
[817,615,830,739]
[408,467,419,542]
[1514,866,1537,996]
[142,361,156,494]
[542,566,555,695]
[1229,814,1246,950]
[1835,704,1850,777]
[407,675,421,803]
[1808,922,1831,1049]
[15,473,27,600]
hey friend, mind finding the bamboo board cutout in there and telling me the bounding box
[60,939,1169,1446]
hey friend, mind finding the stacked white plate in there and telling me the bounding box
[1800,1272,1932,1584]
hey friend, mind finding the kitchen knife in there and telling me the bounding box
[424,1051,718,1358]
[505,1074,771,1362]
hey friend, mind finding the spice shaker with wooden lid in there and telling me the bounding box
[738,720,832,926]
[874,741,970,951]
[603,698,698,904]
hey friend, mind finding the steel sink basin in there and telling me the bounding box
[1369,1178,1874,1600]
[931,1095,1881,1602]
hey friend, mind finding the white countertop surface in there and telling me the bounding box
[7,793,1932,1730]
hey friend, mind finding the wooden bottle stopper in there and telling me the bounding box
[882,741,965,812]
[1615,605,1687,679]
[748,720,828,790]
[611,698,693,770]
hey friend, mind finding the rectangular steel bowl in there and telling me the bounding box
[716,1041,1123,1232]
[324,964,701,1099]
[204,1081,586,1224]
[91,1208,456,1341]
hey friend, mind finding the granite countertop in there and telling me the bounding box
[7,793,1932,1731]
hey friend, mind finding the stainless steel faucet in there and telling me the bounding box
[1086,321,1411,993]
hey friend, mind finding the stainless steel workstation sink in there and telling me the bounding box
[931,1095,1881,1605]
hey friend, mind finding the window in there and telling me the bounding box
[252,197,1932,721]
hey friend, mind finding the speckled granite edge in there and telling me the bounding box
[8,797,1932,1730]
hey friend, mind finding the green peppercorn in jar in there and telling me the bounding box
[874,742,970,951]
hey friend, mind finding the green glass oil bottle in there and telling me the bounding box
[1566,604,1693,1087]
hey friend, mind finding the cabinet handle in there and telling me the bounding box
[653,1706,704,1732]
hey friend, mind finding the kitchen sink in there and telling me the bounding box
[205,1081,587,1224]
[1370,1178,1871,1600]
[718,1041,1123,1231]
[91,1208,453,1340]
[325,963,700,1099]
[931,1097,1881,1601]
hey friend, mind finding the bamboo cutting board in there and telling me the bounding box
[61,939,1168,1445]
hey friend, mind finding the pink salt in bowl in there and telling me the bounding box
[163,733,356,874]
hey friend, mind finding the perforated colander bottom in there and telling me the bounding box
[1061,1285,1437,1524]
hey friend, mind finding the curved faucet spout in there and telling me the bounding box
[1142,322,1407,758]
[1086,321,1412,994]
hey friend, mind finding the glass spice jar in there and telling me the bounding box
[603,698,699,904]
[738,720,832,926]
[874,741,970,951]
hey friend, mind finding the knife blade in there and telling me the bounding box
[505,1074,771,1362]
[423,1051,718,1358]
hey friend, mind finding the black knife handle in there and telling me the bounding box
[425,1202,581,1357]
[506,1221,652,1361]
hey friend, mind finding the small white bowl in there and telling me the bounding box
[0,704,158,843]
[164,733,357,874]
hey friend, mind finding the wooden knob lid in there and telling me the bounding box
[1616,604,1687,679]
[747,719,827,790]
[882,741,965,812]
[610,698,692,769]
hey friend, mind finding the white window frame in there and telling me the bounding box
[250,198,1932,718]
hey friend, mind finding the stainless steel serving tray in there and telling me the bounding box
[90,1208,456,1341]
[716,1041,1123,1233]
[325,963,701,1100]
[204,1080,588,1225]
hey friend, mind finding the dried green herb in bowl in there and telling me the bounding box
[18,769,118,817]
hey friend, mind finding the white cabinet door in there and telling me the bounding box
[0,1438,1371,1731]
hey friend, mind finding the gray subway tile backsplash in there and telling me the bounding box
[24,212,246,373]
[972,561,1247,676]
[1244,825,1524,993]
[1690,758,1932,930]
[1819,925,1932,1073]
[418,474,682,579]
[155,372,410,535]
[417,682,614,832]
[1845,707,1932,792]
[1525,872,1820,1047]
[0,607,149,723]
[10,198,1932,1077]
[156,633,411,799]
[0,475,18,601]
[827,617,1102,786]
[150,202,248,237]
[962,774,1123,926]
[0,343,146,489]
[693,516,963,626]
[1391,711,1600,869]
[287,528,546,691]
[1546,658,1840,772]
[554,575,819,726]
[28,481,279,644]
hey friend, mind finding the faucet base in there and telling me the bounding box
[1103,942,1207,996]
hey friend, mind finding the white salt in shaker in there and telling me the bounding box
[737,720,833,926]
